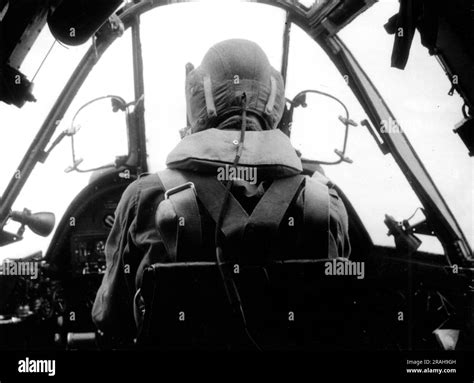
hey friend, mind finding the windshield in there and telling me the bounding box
[339,1,472,249]
[0,26,133,259]
[140,2,445,253]
[0,27,88,258]
[140,2,286,169]
[284,23,443,253]
[2,0,468,259]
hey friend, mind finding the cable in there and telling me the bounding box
[405,207,423,223]
[214,93,262,351]
[31,40,56,83]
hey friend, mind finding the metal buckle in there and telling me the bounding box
[164,182,196,199]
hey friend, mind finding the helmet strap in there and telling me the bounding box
[264,75,277,115]
[203,75,217,118]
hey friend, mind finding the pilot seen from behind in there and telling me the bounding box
[92,38,351,343]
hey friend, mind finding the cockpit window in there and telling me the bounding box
[0,27,133,258]
[0,28,88,195]
[0,28,88,258]
[140,2,286,170]
[2,1,462,258]
[140,2,447,253]
[339,1,472,249]
[286,23,444,253]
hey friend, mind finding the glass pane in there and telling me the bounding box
[0,28,88,194]
[1,30,134,259]
[141,2,286,170]
[298,0,317,8]
[339,2,472,249]
[286,23,443,253]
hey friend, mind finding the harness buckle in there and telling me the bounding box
[164,182,196,199]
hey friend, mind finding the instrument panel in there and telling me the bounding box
[46,171,133,276]
[71,233,107,275]
[69,198,117,275]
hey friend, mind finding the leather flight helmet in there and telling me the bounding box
[185,39,286,133]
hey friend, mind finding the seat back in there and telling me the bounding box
[137,259,363,350]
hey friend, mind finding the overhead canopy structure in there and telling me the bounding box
[0,0,379,108]
[0,0,122,107]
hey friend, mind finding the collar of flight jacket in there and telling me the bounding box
[165,128,303,179]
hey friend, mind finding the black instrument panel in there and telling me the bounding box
[68,193,119,275]
[71,232,107,275]
[46,171,135,275]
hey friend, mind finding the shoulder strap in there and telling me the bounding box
[184,172,305,244]
[156,169,251,256]
[155,169,202,261]
[182,171,249,242]
[245,175,305,242]
[303,176,331,258]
